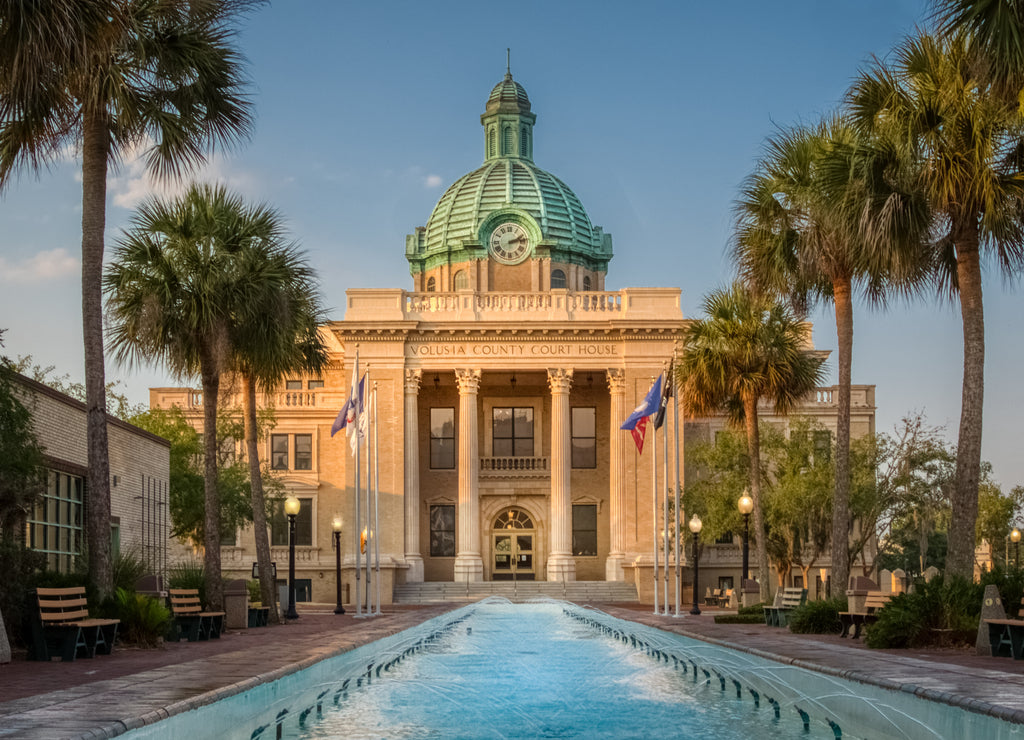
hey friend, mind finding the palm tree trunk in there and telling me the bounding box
[831,278,853,594]
[200,358,223,610]
[947,223,985,580]
[743,394,770,601]
[244,376,280,623]
[81,111,112,600]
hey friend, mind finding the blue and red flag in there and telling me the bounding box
[620,374,663,454]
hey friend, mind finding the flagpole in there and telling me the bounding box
[672,350,682,617]
[652,377,659,617]
[373,381,382,616]
[662,372,670,616]
[353,347,362,618]
[364,366,372,615]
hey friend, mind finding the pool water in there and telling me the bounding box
[287,602,819,739]
[121,599,1024,740]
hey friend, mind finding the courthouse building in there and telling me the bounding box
[152,71,876,603]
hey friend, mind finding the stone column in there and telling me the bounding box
[403,369,424,582]
[547,368,576,582]
[606,368,627,581]
[454,368,483,581]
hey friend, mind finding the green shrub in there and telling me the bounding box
[788,597,846,634]
[0,537,45,647]
[865,576,981,649]
[737,602,765,617]
[167,559,205,601]
[112,547,151,593]
[247,579,261,604]
[112,588,171,647]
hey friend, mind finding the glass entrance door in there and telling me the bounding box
[492,509,535,581]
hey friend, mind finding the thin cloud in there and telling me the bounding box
[425,174,443,188]
[0,249,78,283]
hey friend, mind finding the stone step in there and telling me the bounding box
[392,581,638,604]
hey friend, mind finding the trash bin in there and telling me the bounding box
[224,579,249,630]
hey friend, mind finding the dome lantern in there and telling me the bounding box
[481,51,536,162]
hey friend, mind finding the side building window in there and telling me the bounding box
[429,504,455,557]
[430,408,455,469]
[493,407,534,457]
[582,275,592,291]
[571,407,596,468]
[572,504,597,556]
[26,470,84,573]
[426,276,436,292]
[551,269,566,289]
[453,270,469,291]
[270,497,313,547]
[271,434,289,470]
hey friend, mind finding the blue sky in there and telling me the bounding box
[2,0,1022,490]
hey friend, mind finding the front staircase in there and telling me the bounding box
[392,580,638,604]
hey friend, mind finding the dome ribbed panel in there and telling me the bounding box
[422,160,598,254]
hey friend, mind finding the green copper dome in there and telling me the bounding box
[406,72,612,277]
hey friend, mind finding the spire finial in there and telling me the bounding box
[506,48,511,77]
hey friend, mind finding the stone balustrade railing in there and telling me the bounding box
[479,456,550,479]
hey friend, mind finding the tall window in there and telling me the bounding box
[493,407,534,457]
[27,470,84,572]
[430,408,455,469]
[294,434,313,470]
[453,270,469,291]
[572,504,597,556]
[813,430,832,462]
[571,407,596,468]
[429,504,455,557]
[271,434,289,470]
[426,276,436,292]
[270,497,313,546]
[550,269,566,289]
[582,275,592,291]
[503,125,513,155]
[488,128,496,158]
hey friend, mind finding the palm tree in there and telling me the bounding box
[104,183,296,610]
[675,284,825,600]
[933,0,1024,102]
[231,240,328,623]
[732,116,930,595]
[0,0,255,599]
[848,32,1024,579]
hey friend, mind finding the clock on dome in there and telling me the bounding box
[489,222,530,264]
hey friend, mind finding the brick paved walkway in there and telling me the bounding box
[2,601,1023,738]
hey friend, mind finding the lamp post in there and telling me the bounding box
[1012,528,1021,571]
[332,517,345,615]
[689,514,702,616]
[738,492,753,584]
[284,496,301,620]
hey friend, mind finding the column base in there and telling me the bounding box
[546,553,576,582]
[453,554,483,582]
[605,553,627,582]
[404,555,424,583]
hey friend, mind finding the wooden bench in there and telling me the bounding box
[704,587,722,607]
[763,587,807,627]
[30,587,120,661]
[839,591,891,638]
[168,589,225,642]
[986,619,1024,659]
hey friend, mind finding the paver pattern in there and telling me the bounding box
[2,601,1024,738]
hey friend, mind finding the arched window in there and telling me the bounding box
[521,127,529,158]
[582,275,592,291]
[426,276,436,292]
[453,270,469,291]
[551,269,566,289]
[488,128,496,158]
[503,126,514,155]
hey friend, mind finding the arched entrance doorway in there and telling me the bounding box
[492,509,535,581]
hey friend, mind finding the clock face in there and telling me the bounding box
[489,222,530,264]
